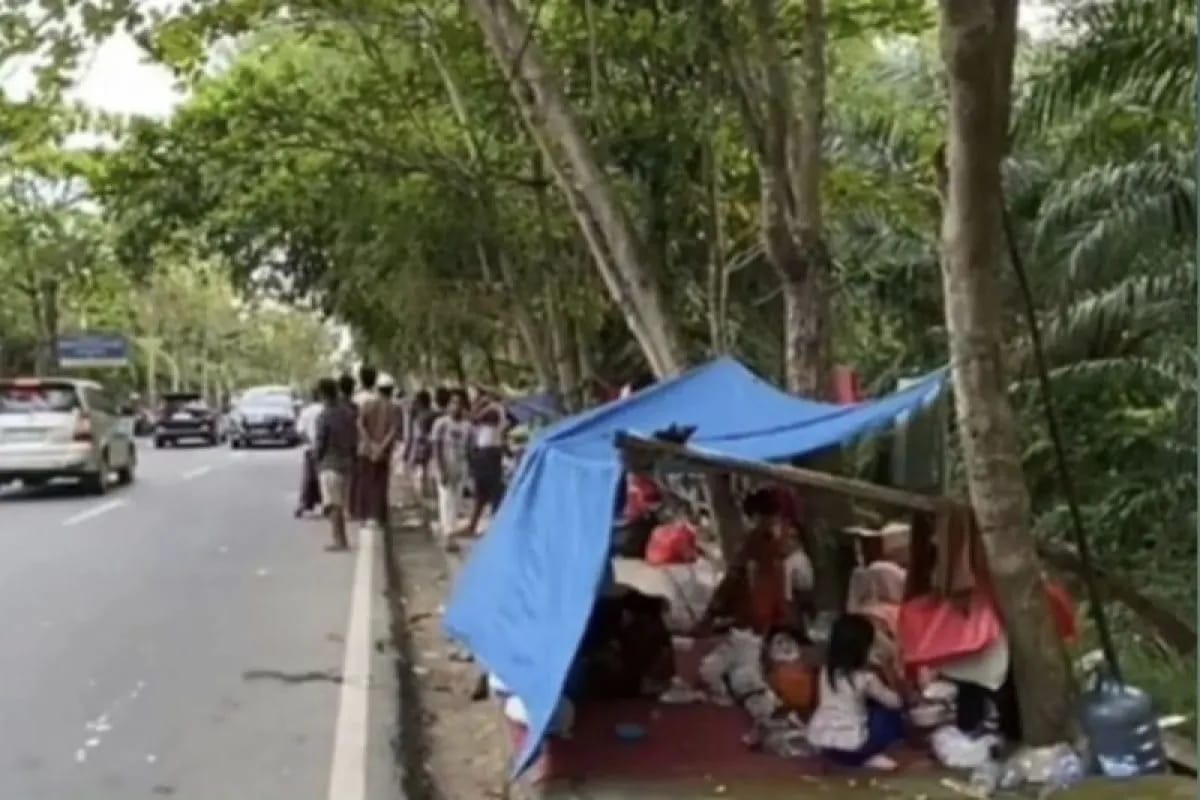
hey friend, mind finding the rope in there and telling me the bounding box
[1002,202,1124,682]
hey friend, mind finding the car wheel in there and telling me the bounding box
[117,449,136,486]
[84,456,110,496]
[154,437,165,449]
[230,438,242,449]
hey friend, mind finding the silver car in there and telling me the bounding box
[0,377,137,494]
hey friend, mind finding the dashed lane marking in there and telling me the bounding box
[63,499,127,527]
[181,465,213,481]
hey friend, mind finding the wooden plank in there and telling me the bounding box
[616,434,943,514]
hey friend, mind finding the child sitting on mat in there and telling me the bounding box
[807,614,906,771]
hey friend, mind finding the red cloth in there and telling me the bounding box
[645,521,698,566]
[1045,581,1078,644]
[740,527,789,633]
[626,475,662,520]
[898,591,1002,669]
[771,487,802,529]
[832,366,862,404]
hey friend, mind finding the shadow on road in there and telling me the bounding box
[0,480,93,504]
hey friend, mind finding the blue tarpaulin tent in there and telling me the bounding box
[506,391,563,425]
[443,357,946,774]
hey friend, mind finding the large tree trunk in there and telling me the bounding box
[464,0,750,562]
[739,0,834,398]
[463,0,685,378]
[938,0,1074,746]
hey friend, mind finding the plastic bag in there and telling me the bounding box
[645,520,698,565]
[930,725,1001,770]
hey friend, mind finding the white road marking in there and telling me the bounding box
[181,465,213,480]
[63,499,126,527]
[326,526,375,800]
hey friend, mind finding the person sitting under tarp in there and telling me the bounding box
[567,578,676,702]
[704,488,792,635]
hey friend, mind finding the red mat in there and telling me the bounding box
[511,638,937,786]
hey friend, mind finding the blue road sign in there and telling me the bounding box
[57,334,130,368]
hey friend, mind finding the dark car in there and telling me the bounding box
[154,393,224,448]
[228,393,301,448]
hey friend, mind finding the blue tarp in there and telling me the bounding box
[506,391,563,425]
[443,357,946,774]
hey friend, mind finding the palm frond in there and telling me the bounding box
[1008,268,1192,377]
[1018,0,1195,135]
[1031,149,1194,289]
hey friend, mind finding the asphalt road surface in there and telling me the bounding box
[0,443,402,800]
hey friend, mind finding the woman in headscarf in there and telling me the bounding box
[846,523,910,688]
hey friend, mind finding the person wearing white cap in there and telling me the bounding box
[350,365,395,528]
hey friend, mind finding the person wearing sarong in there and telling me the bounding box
[350,366,395,528]
[461,392,507,538]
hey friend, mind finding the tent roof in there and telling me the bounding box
[443,357,946,774]
[505,391,562,424]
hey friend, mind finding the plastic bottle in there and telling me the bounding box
[1078,669,1168,778]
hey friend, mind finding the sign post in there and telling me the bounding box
[57,334,131,369]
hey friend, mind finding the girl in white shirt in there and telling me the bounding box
[807,613,905,770]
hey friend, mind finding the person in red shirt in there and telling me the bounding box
[706,489,789,634]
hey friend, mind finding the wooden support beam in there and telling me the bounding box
[616,433,943,514]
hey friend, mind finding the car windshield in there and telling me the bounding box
[240,398,291,413]
[243,387,292,400]
[164,396,205,411]
[0,383,80,414]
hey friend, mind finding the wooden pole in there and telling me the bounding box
[616,434,942,514]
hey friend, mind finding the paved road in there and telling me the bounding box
[0,443,402,800]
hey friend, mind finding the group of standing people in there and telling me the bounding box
[295,367,510,552]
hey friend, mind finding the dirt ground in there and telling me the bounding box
[386,508,513,800]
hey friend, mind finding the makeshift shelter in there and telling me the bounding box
[443,357,946,773]
[506,391,563,425]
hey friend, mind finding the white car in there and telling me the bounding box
[0,377,137,494]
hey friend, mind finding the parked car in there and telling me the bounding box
[0,377,137,494]
[228,392,301,448]
[154,392,225,447]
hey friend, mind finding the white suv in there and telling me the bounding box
[0,377,137,494]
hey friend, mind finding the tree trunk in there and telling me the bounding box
[938,0,1073,746]
[464,0,752,563]
[462,0,686,378]
[545,281,580,408]
[736,0,834,398]
[786,0,833,398]
[33,279,60,375]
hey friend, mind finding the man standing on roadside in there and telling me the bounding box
[461,389,507,538]
[352,365,394,529]
[315,377,358,551]
[431,390,472,548]
[403,390,436,500]
[294,383,325,518]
